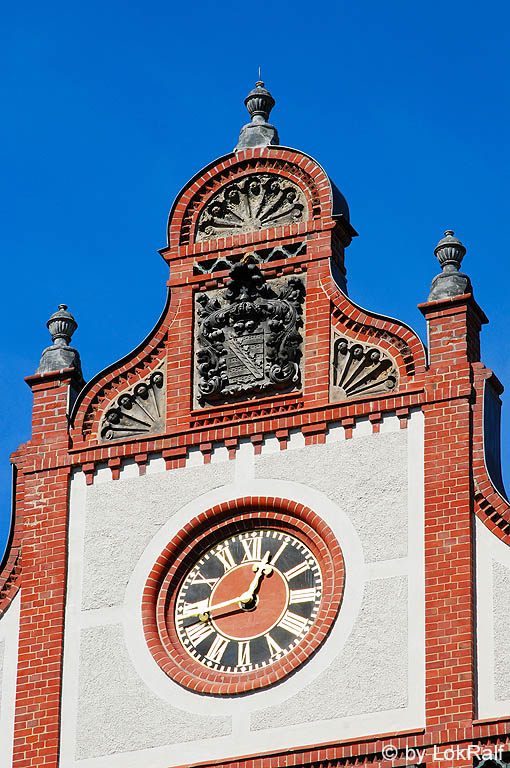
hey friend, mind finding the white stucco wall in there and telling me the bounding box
[0,640,4,706]
[0,591,20,768]
[251,575,408,730]
[254,426,408,562]
[77,624,231,760]
[60,410,425,768]
[476,517,510,718]
[493,561,510,701]
[82,461,235,610]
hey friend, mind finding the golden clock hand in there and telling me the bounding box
[239,550,272,604]
[185,594,249,621]
[185,553,273,621]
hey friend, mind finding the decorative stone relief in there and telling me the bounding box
[330,334,398,401]
[193,241,306,276]
[195,261,305,405]
[99,363,165,442]
[195,174,308,242]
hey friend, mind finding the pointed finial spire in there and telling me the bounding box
[35,304,84,387]
[235,79,279,151]
[428,230,472,301]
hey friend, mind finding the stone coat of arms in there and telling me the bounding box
[195,261,305,405]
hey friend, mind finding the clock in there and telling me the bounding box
[144,497,344,695]
[175,529,322,673]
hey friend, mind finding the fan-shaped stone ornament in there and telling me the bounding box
[330,334,398,401]
[99,363,166,442]
[195,174,308,242]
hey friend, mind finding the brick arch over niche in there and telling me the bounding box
[322,268,427,384]
[167,148,338,248]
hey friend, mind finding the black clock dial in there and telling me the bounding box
[174,529,322,673]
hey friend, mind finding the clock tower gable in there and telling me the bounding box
[3,81,510,768]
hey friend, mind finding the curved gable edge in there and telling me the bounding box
[70,288,172,441]
[473,364,510,544]
[0,466,22,621]
[483,378,508,502]
[326,263,428,380]
[166,145,357,249]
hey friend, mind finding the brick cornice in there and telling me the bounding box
[171,725,510,768]
[63,379,487,469]
[65,388,426,466]
[418,292,489,325]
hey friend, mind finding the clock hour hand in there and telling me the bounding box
[184,552,273,621]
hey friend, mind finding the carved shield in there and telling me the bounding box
[194,262,305,406]
[226,331,265,384]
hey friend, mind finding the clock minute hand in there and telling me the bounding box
[185,594,247,621]
[240,550,272,604]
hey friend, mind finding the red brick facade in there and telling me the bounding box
[2,143,510,768]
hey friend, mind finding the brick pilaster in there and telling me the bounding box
[419,294,487,733]
[303,240,332,405]
[12,369,75,768]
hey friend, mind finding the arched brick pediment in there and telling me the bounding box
[167,147,352,250]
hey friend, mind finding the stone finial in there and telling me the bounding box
[235,80,279,151]
[35,304,84,386]
[434,230,466,271]
[428,230,472,301]
[47,304,77,347]
[245,80,275,124]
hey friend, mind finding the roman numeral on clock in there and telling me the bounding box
[190,571,219,589]
[215,545,236,573]
[206,634,229,664]
[237,641,250,666]
[290,587,316,604]
[241,535,262,562]
[186,621,214,647]
[265,633,283,656]
[182,598,209,618]
[278,610,309,636]
[284,560,309,581]
[270,540,288,565]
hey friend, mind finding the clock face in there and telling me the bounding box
[174,529,322,673]
[146,499,344,695]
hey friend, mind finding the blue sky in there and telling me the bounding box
[1,1,510,557]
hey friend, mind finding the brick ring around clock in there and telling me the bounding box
[143,497,345,695]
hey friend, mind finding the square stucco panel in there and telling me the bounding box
[493,559,510,701]
[251,575,408,730]
[77,624,231,760]
[81,462,234,610]
[255,431,408,561]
